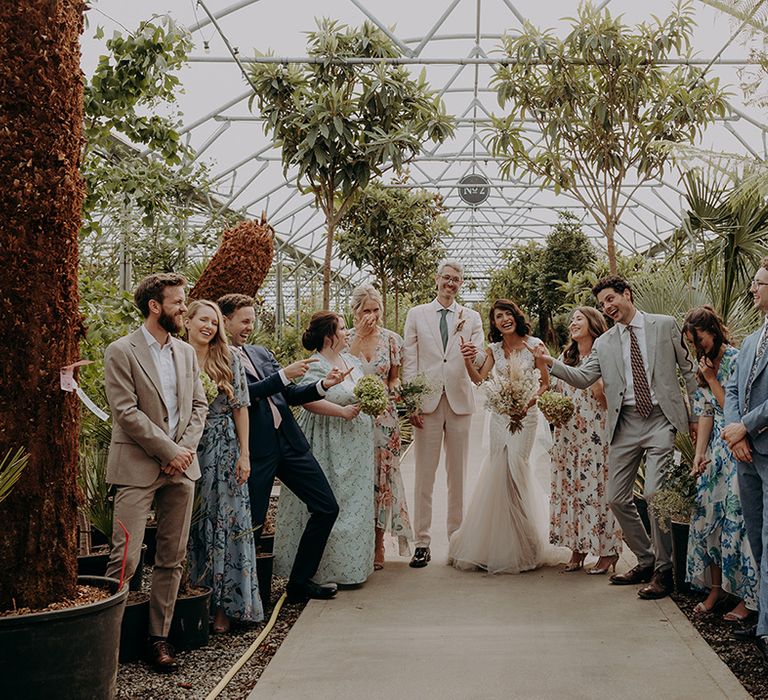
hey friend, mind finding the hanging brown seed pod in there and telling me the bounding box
[190,218,274,300]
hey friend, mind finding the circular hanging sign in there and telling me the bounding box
[457,174,490,205]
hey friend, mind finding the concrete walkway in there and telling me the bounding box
[249,406,750,700]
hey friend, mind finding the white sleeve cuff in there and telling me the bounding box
[315,380,327,396]
[278,369,290,386]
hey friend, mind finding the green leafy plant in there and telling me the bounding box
[354,375,389,416]
[649,432,698,531]
[486,0,726,273]
[247,18,455,306]
[0,448,29,505]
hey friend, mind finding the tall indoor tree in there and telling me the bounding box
[336,181,449,325]
[247,18,455,306]
[486,0,726,273]
[0,0,85,608]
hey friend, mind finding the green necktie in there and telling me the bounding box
[439,308,449,351]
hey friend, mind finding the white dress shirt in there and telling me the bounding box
[618,311,658,408]
[141,324,180,438]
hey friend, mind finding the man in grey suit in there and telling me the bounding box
[104,273,208,672]
[723,258,768,661]
[533,276,697,599]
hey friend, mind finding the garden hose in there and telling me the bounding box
[205,591,287,700]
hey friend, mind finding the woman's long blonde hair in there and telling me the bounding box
[186,300,234,400]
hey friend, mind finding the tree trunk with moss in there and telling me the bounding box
[0,0,85,609]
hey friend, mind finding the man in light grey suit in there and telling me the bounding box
[723,258,768,662]
[104,273,208,672]
[533,276,697,599]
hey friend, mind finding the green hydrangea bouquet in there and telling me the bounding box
[354,375,389,416]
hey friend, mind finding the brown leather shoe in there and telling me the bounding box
[637,568,674,599]
[609,563,654,585]
[148,638,178,673]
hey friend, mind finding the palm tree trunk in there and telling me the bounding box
[0,0,85,609]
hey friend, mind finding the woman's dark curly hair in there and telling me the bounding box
[682,305,730,387]
[488,299,530,342]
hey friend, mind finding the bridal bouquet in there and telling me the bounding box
[397,373,433,416]
[483,357,538,433]
[354,375,389,416]
[537,391,575,427]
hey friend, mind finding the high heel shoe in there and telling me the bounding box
[587,555,619,576]
[693,584,726,616]
[562,552,587,573]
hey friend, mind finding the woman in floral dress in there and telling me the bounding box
[549,307,622,575]
[185,300,263,633]
[348,284,413,569]
[274,311,375,586]
[683,306,758,621]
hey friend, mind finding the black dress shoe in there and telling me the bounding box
[409,547,431,568]
[733,624,758,641]
[637,568,674,599]
[286,580,338,604]
[147,638,178,673]
[756,636,768,666]
[609,563,654,585]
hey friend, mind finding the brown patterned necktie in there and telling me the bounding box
[627,325,653,418]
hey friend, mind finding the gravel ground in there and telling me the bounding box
[671,589,768,698]
[116,575,306,700]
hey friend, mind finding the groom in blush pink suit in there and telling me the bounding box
[403,259,485,567]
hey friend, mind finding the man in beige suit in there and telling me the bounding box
[104,273,207,672]
[403,259,485,567]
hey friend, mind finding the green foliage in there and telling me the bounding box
[0,448,29,504]
[486,1,726,272]
[336,180,449,322]
[247,18,455,304]
[354,375,389,416]
[486,213,595,340]
[649,433,698,530]
[78,446,113,541]
[672,171,768,322]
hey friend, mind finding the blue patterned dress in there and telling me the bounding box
[686,345,759,608]
[274,353,376,585]
[188,350,264,622]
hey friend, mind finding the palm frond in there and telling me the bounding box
[0,447,29,504]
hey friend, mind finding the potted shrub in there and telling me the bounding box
[649,433,697,594]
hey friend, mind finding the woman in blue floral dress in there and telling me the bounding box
[185,300,263,633]
[274,311,376,586]
[348,284,413,569]
[683,306,758,621]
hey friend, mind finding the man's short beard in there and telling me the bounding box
[159,310,181,334]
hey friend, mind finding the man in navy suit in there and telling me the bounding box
[724,258,768,662]
[218,294,348,603]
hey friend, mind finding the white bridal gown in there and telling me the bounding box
[449,340,560,574]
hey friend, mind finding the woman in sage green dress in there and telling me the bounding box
[274,311,375,586]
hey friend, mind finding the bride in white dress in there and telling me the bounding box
[449,299,555,574]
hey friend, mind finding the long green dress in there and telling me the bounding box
[274,353,375,585]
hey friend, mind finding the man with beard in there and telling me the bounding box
[532,276,698,600]
[104,273,208,672]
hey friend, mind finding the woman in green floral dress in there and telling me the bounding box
[348,284,413,568]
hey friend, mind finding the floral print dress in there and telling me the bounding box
[187,350,263,622]
[549,357,622,557]
[686,345,758,607]
[348,328,413,555]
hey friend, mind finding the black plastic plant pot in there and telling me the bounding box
[77,543,146,591]
[670,520,691,594]
[257,552,274,609]
[168,586,212,651]
[119,593,149,663]
[142,524,157,567]
[0,575,128,700]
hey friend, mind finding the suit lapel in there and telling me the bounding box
[426,303,444,354]
[608,327,626,387]
[129,328,165,402]
[242,345,261,378]
[644,315,658,381]
[171,338,187,440]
